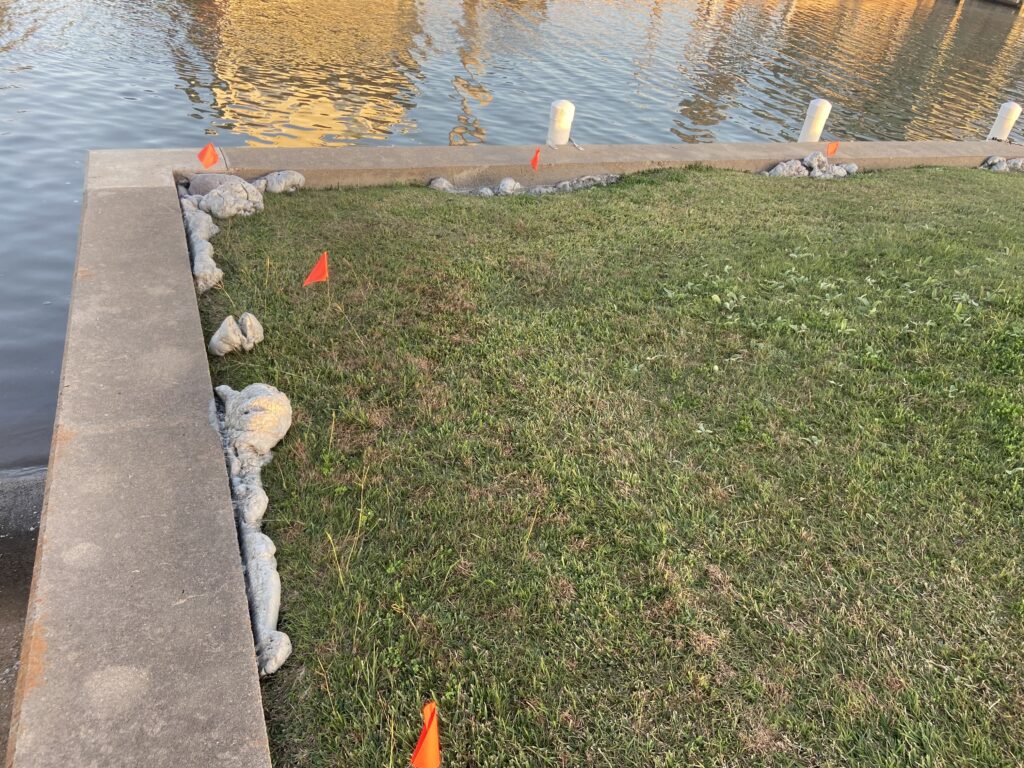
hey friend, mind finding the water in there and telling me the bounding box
[2,0,1024,469]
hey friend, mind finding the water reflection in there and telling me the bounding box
[199,0,425,145]
[450,0,497,144]
[169,0,1024,149]
[4,0,1024,468]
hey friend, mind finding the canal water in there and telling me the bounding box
[2,0,1024,469]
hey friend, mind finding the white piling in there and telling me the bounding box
[547,100,576,147]
[987,101,1022,141]
[798,98,832,143]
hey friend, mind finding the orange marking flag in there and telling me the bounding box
[303,251,329,287]
[531,147,541,171]
[410,701,441,768]
[826,141,840,158]
[198,142,219,169]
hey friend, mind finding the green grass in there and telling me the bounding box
[202,167,1024,767]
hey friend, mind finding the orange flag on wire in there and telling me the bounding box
[198,142,219,169]
[531,147,541,171]
[826,141,840,158]
[303,251,329,287]
[410,701,441,768]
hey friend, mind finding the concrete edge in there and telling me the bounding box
[6,157,271,767]
[87,140,1024,191]
[4,176,93,768]
[12,139,1024,767]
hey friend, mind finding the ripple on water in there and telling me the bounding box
[3,0,1024,467]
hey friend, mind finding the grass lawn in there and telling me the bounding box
[202,167,1024,767]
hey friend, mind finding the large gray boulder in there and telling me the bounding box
[199,180,265,219]
[216,383,292,458]
[189,173,249,196]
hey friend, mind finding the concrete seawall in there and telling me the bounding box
[0,470,44,761]
[8,140,1024,767]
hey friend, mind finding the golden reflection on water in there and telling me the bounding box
[206,0,424,145]
[195,0,1024,147]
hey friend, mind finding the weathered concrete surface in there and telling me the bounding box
[4,175,270,767]
[224,140,1024,188]
[0,470,44,761]
[87,141,1024,193]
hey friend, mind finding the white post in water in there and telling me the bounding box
[987,101,1022,141]
[798,98,832,143]
[547,100,576,146]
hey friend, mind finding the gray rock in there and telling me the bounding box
[262,170,305,194]
[574,175,616,189]
[183,208,220,243]
[830,166,848,178]
[216,383,293,458]
[802,152,829,172]
[992,160,1010,173]
[199,180,265,219]
[238,312,264,351]
[233,482,268,527]
[838,162,859,175]
[428,177,456,192]
[181,195,207,213]
[427,173,619,198]
[189,173,249,196]
[982,155,1005,169]
[767,159,809,178]
[208,316,244,357]
[208,312,264,356]
[497,177,522,195]
[809,168,832,179]
[1008,158,1024,172]
[212,382,293,677]
[191,241,223,294]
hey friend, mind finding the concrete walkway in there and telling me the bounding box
[0,470,44,761]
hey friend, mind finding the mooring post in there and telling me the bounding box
[987,101,1022,141]
[547,100,576,147]
[798,98,832,143]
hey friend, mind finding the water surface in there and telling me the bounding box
[2,0,1024,468]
